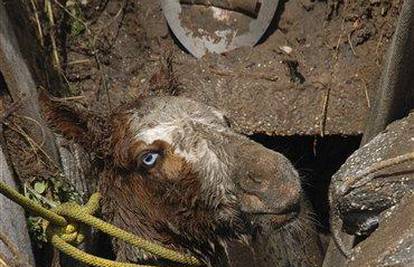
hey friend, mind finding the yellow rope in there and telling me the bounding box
[0,181,202,267]
[51,235,156,267]
[54,198,200,265]
[0,180,67,226]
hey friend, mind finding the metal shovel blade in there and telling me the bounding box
[160,0,279,58]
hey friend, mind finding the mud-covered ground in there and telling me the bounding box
[52,0,403,136]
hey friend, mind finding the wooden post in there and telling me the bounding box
[0,146,35,266]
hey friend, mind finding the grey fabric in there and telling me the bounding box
[362,0,414,144]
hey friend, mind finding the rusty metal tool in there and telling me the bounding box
[160,0,279,58]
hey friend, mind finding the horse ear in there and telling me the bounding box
[39,90,111,157]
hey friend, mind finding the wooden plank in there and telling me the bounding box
[0,146,35,267]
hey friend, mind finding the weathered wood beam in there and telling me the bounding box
[0,146,34,267]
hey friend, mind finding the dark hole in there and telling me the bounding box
[249,134,362,234]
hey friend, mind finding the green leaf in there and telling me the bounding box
[34,182,47,194]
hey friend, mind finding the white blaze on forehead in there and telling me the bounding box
[130,114,236,208]
[135,123,179,145]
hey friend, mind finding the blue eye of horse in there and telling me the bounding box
[142,152,159,167]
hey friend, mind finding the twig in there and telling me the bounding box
[15,115,46,148]
[24,184,58,208]
[335,32,342,52]
[52,95,86,101]
[30,0,44,47]
[334,18,345,60]
[360,77,371,108]
[59,71,81,93]
[67,59,91,65]
[348,31,357,56]
[46,0,60,68]
[375,22,387,67]
[313,81,330,137]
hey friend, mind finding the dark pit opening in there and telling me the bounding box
[249,134,362,234]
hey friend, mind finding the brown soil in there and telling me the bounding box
[49,0,402,136]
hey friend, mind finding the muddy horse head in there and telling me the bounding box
[43,95,302,266]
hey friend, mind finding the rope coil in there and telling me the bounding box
[0,181,202,267]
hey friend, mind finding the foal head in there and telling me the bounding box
[45,96,302,265]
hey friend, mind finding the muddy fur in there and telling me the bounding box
[43,95,312,266]
[270,203,323,267]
